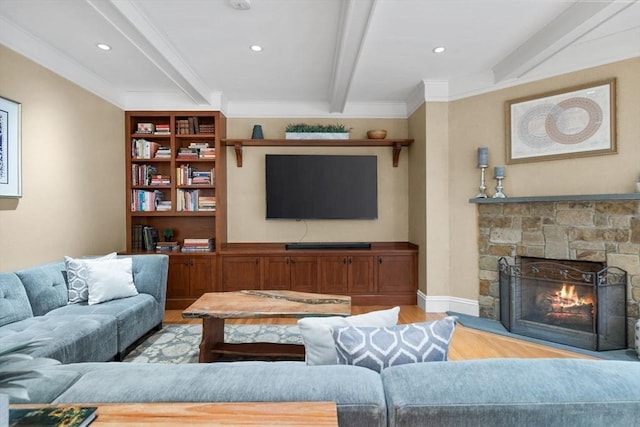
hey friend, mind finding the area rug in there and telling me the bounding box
[123,324,303,364]
[448,311,638,362]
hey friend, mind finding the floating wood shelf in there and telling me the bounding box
[221,138,414,167]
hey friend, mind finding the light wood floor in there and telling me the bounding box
[164,305,595,361]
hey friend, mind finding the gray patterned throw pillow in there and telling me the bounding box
[332,316,457,372]
[64,252,117,304]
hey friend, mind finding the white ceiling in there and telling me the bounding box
[1,0,639,117]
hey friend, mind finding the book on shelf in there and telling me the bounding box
[9,405,97,427]
[131,189,165,211]
[131,224,144,251]
[143,226,159,251]
[132,138,160,159]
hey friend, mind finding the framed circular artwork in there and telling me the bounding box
[506,78,616,164]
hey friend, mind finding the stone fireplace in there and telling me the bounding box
[473,194,640,347]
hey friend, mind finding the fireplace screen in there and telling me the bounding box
[499,257,627,351]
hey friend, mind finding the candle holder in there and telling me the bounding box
[476,165,488,198]
[493,175,506,198]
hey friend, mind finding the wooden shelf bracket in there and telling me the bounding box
[234,142,244,167]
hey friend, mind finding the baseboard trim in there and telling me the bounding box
[417,291,479,316]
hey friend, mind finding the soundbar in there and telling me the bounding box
[285,242,371,250]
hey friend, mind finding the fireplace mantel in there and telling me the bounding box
[469,193,640,204]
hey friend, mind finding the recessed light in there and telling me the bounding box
[432,46,446,54]
[97,43,111,51]
[250,45,263,52]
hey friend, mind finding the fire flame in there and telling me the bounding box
[553,284,592,308]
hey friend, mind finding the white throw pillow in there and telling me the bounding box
[85,257,138,305]
[297,306,400,365]
[64,252,117,304]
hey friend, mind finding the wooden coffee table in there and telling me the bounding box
[182,290,351,362]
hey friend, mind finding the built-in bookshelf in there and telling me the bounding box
[125,111,227,308]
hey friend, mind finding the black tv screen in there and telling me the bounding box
[265,154,378,220]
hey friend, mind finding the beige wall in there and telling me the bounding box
[225,118,410,243]
[0,45,125,271]
[448,57,640,301]
[408,104,427,293]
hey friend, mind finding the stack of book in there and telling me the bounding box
[131,224,144,251]
[137,123,155,134]
[149,174,170,186]
[177,147,199,159]
[199,123,215,134]
[156,241,180,252]
[199,147,216,159]
[156,200,171,211]
[155,146,172,158]
[132,139,160,159]
[198,196,216,211]
[182,238,214,252]
[191,170,212,185]
[154,123,170,135]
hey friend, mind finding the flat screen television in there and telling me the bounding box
[265,154,378,220]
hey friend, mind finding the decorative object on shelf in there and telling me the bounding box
[251,124,264,139]
[0,96,21,198]
[163,228,174,242]
[285,123,350,140]
[366,129,387,139]
[493,166,506,198]
[506,78,616,164]
[476,147,489,198]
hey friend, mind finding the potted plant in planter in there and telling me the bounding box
[285,123,350,140]
[0,339,59,426]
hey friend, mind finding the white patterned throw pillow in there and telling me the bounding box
[332,316,457,372]
[64,252,117,304]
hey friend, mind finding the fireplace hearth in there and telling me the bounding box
[499,257,627,351]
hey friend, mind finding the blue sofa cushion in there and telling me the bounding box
[333,317,456,372]
[382,358,640,427]
[53,362,387,427]
[16,262,68,316]
[0,272,33,327]
[47,293,160,353]
[0,315,118,363]
[9,368,81,404]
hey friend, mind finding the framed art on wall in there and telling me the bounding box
[506,79,616,164]
[0,95,21,197]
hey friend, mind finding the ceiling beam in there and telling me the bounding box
[87,0,211,105]
[328,0,376,113]
[492,0,637,83]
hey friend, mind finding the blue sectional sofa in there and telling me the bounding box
[0,254,168,363]
[14,358,640,427]
[5,255,640,426]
